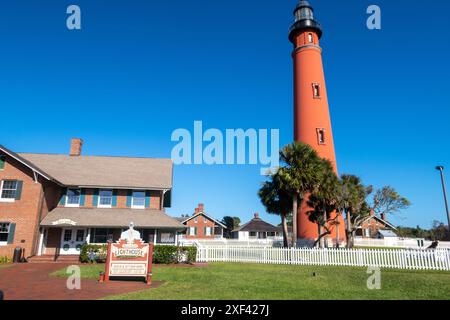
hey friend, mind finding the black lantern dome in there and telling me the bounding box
[288,0,322,42]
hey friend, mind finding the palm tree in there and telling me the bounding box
[340,174,372,248]
[307,159,340,247]
[278,142,324,246]
[258,172,292,247]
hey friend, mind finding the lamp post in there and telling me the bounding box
[435,166,450,228]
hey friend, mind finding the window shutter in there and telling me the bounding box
[15,181,23,200]
[126,190,132,207]
[92,189,99,206]
[7,223,16,244]
[145,191,151,208]
[59,188,67,206]
[0,156,5,170]
[204,227,206,235]
[194,227,197,236]
[163,190,172,208]
[79,189,85,206]
[112,189,118,207]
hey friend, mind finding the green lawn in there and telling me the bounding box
[52,263,450,300]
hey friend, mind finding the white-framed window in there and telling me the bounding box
[131,191,145,209]
[194,216,198,223]
[205,227,211,236]
[98,189,113,208]
[66,189,81,207]
[189,227,196,236]
[0,180,18,202]
[308,33,313,43]
[0,222,10,245]
[204,216,207,223]
[364,229,370,237]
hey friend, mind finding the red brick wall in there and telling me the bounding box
[184,214,216,239]
[360,217,389,238]
[0,153,45,259]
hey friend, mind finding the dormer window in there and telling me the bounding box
[66,189,81,207]
[131,191,145,209]
[98,189,113,208]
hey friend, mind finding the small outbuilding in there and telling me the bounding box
[231,213,279,240]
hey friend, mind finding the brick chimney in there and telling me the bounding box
[70,138,83,156]
[194,207,199,215]
[254,213,259,219]
[198,203,204,212]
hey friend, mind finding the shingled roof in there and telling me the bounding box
[17,153,173,189]
[233,214,277,233]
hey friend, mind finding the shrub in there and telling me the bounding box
[80,244,107,263]
[0,255,12,264]
[79,244,197,264]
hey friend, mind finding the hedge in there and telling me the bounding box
[79,243,197,264]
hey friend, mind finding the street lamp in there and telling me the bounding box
[435,166,450,228]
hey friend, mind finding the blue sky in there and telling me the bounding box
[0,0,449,228]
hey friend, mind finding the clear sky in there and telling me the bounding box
[1,0,449,228]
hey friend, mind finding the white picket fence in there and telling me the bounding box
[196,245,450,271]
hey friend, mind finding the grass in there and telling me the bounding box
[51,262,450,300]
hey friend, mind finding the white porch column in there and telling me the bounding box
[154,229,157,244]
[175,231,178,246]
[86,228,91,244]
[37,227,45,256]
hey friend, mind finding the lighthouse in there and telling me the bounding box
[289,0,345,243]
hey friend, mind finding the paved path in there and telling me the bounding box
[0,263,161,300]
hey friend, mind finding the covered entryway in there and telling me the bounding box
[59,228,87,255]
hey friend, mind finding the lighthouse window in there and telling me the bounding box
[317,128,326,144]
[312,83,321,98]
[308,33,313,43]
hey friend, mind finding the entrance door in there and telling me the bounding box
[60,228,86,255]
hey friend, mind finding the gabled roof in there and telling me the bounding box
[181,212,227,228]
[233,216,277,233]
[363,215,397,230]
[0,145,60,184]
[14,152,173,189]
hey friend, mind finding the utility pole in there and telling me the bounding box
[435,166,450,228]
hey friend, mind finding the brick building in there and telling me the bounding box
[0,139,185,260]
[177,204,226,240]
[355,213,398,239]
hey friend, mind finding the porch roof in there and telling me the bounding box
[40,207,186,229]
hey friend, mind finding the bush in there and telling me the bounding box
[79,244,197,264]
[80,244,107,263]
[153,245,197,264]
[0,255,12,264]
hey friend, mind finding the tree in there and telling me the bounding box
[306,159,340,248]
[430,220,450,241]
[371,186,411,218]
[221,216,241,238]
[278,142,324,246]
[340,175,372,248]
[258,172,292,247]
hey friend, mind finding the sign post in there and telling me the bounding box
[101,222,154,284]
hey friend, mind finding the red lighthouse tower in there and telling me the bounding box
[289,1,345,243]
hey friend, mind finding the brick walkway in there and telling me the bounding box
[0,263,161,300]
